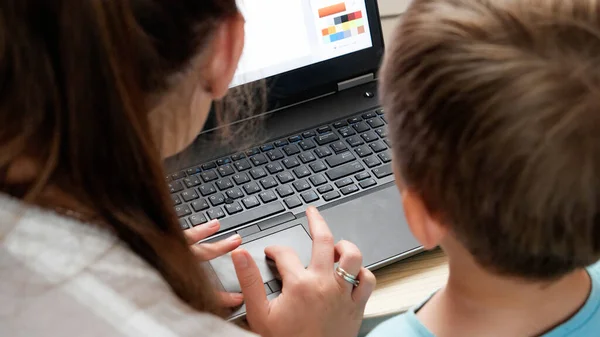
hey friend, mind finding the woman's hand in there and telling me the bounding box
[183,220,244,308]
[232,207,376,337]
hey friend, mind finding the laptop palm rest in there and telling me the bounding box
[209,225,312,293]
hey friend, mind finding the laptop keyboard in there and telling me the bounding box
[167,108,393,234]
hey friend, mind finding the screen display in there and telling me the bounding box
[231,0,374,87]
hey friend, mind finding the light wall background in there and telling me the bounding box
[378,0,410,43]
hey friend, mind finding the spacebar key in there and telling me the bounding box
[326,162,365,181]
[219,202,285,232]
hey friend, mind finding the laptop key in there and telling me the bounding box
[293,166,311,178]
[182,190,199,202]
[370,140,387,153]
[201,170,218,182]
[353,122,370,133]
[367,118,385,128]
[242,196,260,209]
[317,184,334,194]
[346,135,364,147]
[377,109,385,115]
[317,126,332,134]
[266,162,284,174]
[359,178,377,189]
[310,160,327,173]
[175,205,192,218]
[276,185,294,197]
[168,181,184,193]
[348,117,361,124]
[335,178,353,188]
[288,135,302,143]
[186,167,202,176]
[299,139,316,151]
[216,178,233,191]
[225,202,244,215]
[207,207,226,220]
[375,128,388,138]
[310,174,327,186]
[355,145,373,158]
[315,146,332,158]
[373,163,393,179]
[234,159,252,171]
[378,151,392,163]
[209,193,226,206]
[330,141,348,154]
[226,188,244,200]
[250,168,267,179]
[179,218,190,230]
[284,196,303,209]
[363,156,381,168]
[293,179,311,192]
[189,214,208,226]
[274,140,289,147]
[266,149,284,161]
[199,183,217,196]
[283,144,300,156]
[231,153,246,161]
[202,162,217,170]
[243,182,261,195]
[217,164,235,177]
[283,157,300,169]
[323,191,341,201]
[361,131,379,143]
[315,132,340,146]
[355,172,371,181]
[251,154,269,166]
[362,112,378,119]
[302,131,316,138]
[301,190,320,203]
[217,158,232,166]
[260,177,278,189]
[183,176,201,188]
[246,148,261,156]
[259,190,278,203]
[326,151,356,167]
[277,172,295,184]
[384,139,392,148]
[170,171,187,180]
[191,199,210,212]
[218,202,286,232]
[299,152,316,163]
[233,172,251,185]
[172,195,182,205]
[260,144,275,152]
[326,162,364,181]
[338,126,356,138]
[340,184,359,195]
[333,121,348,128]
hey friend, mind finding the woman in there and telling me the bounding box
[0,1,375,336]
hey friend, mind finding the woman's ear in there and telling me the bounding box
[401,189,448,250]
[204,13,245,99]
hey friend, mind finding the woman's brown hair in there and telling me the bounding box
[0,0,238,313]
[382,0,600,279]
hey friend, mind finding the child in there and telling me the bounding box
[370,0,600,336]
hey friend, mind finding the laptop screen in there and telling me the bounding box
[231,0,374,87]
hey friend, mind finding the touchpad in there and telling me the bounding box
[209,225,312,293]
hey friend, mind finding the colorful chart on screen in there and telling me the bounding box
[231,0,373,87]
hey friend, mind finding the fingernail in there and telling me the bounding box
[232,250,248,268]
[208,220,220,228]
[229,234,242,243]
[307,206,317,214]
[233,293,244,300]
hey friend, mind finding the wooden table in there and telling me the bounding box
[364,249,449,319]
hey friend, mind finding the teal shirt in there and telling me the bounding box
[368,262,600,337]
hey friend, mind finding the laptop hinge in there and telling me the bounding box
[337,73,375,91]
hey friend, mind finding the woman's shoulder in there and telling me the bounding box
[0,194,255,337]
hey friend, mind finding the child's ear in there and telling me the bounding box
[401,189,447,250]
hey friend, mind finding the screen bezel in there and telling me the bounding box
[238,0,385,111]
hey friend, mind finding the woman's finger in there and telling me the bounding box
[306,206,335,273]
[183,219,221,244]
[191,234,242,261]
[264,245,305,281]
[232,249,269,326]
[218,291,244,308]
[334,240,363,293]
[352,267,376,307]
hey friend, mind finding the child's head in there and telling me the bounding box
[381,0,600,280]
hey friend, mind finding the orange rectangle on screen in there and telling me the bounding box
[354,11,363,19]
[318,3,347,18]
[358,26,365,34]
[322,28,330,36]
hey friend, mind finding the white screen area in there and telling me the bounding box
[231,0,373,87]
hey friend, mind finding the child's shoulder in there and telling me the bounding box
[367,311,434,337]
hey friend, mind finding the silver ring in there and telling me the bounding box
[336,266,360,287]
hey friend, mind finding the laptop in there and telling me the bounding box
[165,0,422,318]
